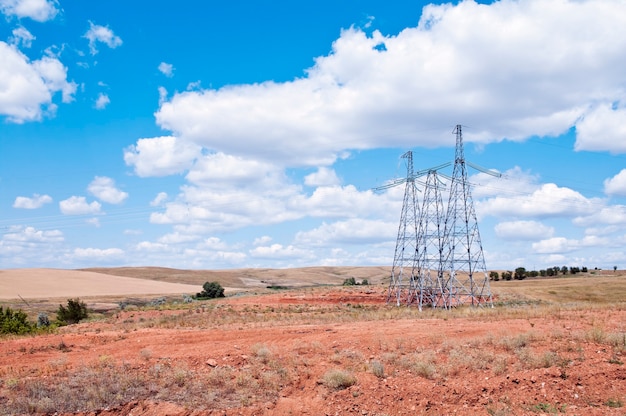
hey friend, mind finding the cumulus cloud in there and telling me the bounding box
[494,220,554,241]
[152,0,626,167]
[604,169,626,196]
[249,243,312,260]
[87,176,128,204]
[158,62,174,77]
[0,0,59,21]
[2,225,63,243]
[124,136,201,177]
[9,26,35,48]
[304,167,341,187]
[94,93,110,110]
[59,196,102,215]
[532,235,613,255]
[575,104,626,154]
[84,21,123,55]
[13,194,52,209]
[573,205,626,227]
[478,183,599,218]
[295,219,396,246]
[185,152,286,188]
[0,42,77,122]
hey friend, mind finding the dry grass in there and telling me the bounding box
[1,271,625,414]
[322,369,357,390]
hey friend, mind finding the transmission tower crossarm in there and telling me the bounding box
[466,161,502,178]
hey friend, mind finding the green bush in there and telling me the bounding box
[57,298,88,325]
[0,307,35,334]
[196,282,225,299]
[342,277,357,286]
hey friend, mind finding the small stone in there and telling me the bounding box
[206,359,218,367]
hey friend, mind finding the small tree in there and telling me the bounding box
[0,307,34,334]
[196,281,225,299]
[514,267,527,280]
[57,298,88,325]
[342,277,357,286]
[489,271,499,281]
[361,279,369,286]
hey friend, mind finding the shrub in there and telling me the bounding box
[37,313,50,328]
[342,277,357,286]
[322,369,356,390]
[370,360,385,378]
[0,307,35,334]
[57,298,88,325]
[196,282,225,299]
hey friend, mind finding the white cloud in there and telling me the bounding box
[249,243,313,260]
[73,247,124,259]
[575,104,626,154]
[13,193,52,209]
[532,234,614,255]
[0,0,58,22]
[253,236,272,246]
[158,62,174,77]
[290,185,396,220]
[295,219,396,246]
[150,192,168,206]
[157,232,200,245]
[124,136,201,177]
[158,86,168,105]
[87,176,128,204]
[494,220,554,241]
[59,196,102,215]
[84,21,123,55]
[2,225,63,243]
[604,169,626,196]
[532,237,578,254]
[94,93,110,110]
[185,152,285,188]
[478,183,599,218]
[304,167,341,187]
[9,26,35,48]
[0,42,76,122]
[573,205,626,227]
[153,0,626,166]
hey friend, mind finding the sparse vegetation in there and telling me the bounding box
[0,269,624,415]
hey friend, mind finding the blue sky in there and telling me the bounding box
[1,0,626,271]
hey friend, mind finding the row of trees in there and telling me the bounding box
[489,265,591,281]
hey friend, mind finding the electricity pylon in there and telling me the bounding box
[383,151,419,306]
[377,125,498,309]
[409,168,449,310]
[440,125,494,307]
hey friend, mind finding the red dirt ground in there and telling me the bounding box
[1,287,625,415]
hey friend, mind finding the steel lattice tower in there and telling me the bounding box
[387,151,419,306]
[441,125,493,307]
[409,169,448,310]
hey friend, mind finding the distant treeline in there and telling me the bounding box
[489,266,594,281]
